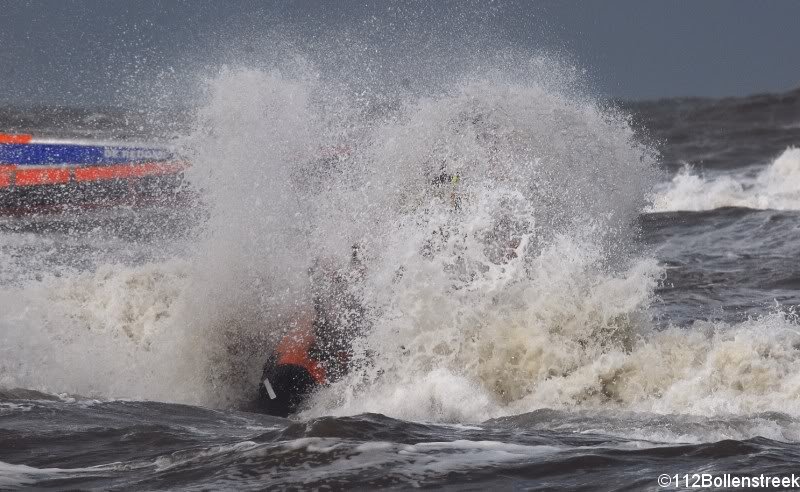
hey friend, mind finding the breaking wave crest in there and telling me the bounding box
[0,261,205,403]
[319,310,800,422]
[3,56,800,431]
[649,147,800,212]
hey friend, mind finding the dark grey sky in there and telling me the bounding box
[0,0,798,106]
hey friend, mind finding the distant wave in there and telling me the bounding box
[648,147,800,212]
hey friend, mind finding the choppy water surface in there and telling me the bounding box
[2,60,800,489]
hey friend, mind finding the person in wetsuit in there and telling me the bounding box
[257,246,366,417]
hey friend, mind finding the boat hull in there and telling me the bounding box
[0,136,188,210]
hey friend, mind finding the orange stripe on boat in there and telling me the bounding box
[14,168,70,186]
[0,133,33,144]
[74,161,187,182]
[0,165,15,188]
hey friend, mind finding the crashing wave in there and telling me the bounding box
[648,147,800,212]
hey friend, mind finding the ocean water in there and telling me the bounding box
[2,60,800,490]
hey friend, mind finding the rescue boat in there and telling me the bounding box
[0,132,188,210]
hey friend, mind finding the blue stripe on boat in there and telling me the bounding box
[0,144,174,166]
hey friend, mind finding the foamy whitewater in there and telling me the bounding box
[650,147,800,212]
[2,56,800,488]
